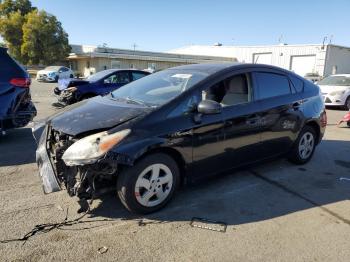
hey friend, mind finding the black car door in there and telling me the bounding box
[217,71,265,169]
[252,70,304,157]
[192,70,264,177]
[165,89,226,179]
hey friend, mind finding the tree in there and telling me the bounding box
[0,0,70,64]
[0,10,24,58]
[0,0,35,17]
[21,10,70,65]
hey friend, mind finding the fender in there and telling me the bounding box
[105,136,192,168]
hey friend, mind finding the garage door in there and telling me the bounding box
[253,53,272,64]
[290,55,316,77]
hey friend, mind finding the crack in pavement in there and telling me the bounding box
[249,170,350,226]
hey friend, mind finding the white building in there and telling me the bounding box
[68,45,236,77]
[170,44,350,77]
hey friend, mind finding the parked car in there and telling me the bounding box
[33,63,326,214]
[36,66,74,82]
[318,74,350,109]
[304,72,321,83]
[0,47,36,133]
[54,69,150,105]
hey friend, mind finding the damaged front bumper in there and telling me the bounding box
[56,90,77,106]
[33,125,118,198]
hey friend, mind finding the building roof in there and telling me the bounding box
[169,43,350,58]
[68,45,236,63]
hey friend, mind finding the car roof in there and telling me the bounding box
[168,62,297,76]
[103,68,149,73]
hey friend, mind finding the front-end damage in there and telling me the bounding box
[34,125,132,210]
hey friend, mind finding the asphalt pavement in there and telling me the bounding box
[0,80,349,262]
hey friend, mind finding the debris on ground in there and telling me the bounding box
[98,246,108,254]
[190,217,227,233]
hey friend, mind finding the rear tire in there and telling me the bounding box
[288,125,317,165]
[117,153,180,214]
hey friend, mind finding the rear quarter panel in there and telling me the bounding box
[300,80,326,140]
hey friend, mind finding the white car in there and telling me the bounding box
[318,74,350,109]
[36,66,74,82]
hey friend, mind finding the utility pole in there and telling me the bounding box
[132,43,138,51]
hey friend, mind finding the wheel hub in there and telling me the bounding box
[135,163,173,207]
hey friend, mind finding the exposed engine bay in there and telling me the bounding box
[47,128,118,207]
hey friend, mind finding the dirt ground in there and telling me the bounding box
[0,80,350,262]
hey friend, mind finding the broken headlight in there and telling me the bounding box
[62,129,130,166]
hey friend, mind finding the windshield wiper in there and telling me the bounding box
[126,96,148,106]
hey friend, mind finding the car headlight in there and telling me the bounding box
[66,87,77,93]
[329,90,345,96]
[62,129,131,166]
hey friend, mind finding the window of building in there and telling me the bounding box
[255,72,291,100]
[148,63,156,70]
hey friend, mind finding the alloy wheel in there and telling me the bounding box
[298,132,315,159]
[134,163,173,207]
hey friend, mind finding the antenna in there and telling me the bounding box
[278,34,283,44]
[329,34,333,44]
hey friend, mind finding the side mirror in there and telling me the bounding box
[197,100,222,114]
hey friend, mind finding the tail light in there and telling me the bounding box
[320,110,327,127]
[10,77,31,88]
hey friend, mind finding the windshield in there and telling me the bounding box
[111,69,209,106]
[318,76,350,86]
[87,70,113,82]
[45,66,61,71]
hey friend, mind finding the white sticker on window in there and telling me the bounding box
[171,74,192,79]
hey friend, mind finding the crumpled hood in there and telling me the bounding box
[49,96,151,136]
[319,85,349,94]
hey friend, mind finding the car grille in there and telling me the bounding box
[47,127,75,181]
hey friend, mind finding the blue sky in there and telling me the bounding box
[30,0,350,51]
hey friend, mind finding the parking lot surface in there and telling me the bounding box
[0,80,350,262]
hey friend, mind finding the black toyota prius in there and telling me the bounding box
[33,63,326,214]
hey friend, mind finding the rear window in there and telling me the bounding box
[0,49,26,81]
[255,72,291,100]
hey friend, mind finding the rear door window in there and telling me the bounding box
[255,72,291,100]
[132,71,148,81]
[289,75,304,93]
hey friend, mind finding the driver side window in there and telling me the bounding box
[202,73,252,107]
[104,72,130,84]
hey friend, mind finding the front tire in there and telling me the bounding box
[345,96,350,110]
[288,125,317,165]
[117,153,180,214]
